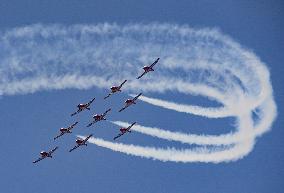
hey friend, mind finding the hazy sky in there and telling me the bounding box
[0,1,283,193]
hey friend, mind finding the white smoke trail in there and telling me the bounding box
[130,94,233,118]
[110,121,250,145]
[79,135,255,163]
[0,23,277,163]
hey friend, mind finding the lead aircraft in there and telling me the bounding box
[71,97,95,116]
[113,122,136,140]
[137,58,160,79]
[104,80,127,99]
[54,121,79,140]
[118,93,142,112]
[33,146,59,163]
[69,134,93,152]
[87,108,111,127]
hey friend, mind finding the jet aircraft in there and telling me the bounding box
[113,122,136,140]
[69,134,93,152]
[33,146,59,163]
[54,121,79,140]
[71,97,95,116]
[104,80,127,99]
[87,108,111,127]
[137,58,160,79]
[119,93,142,112]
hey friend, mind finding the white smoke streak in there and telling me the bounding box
[130,95,233,118]
[79,135,255,163]
[0,23,277,163]
[110,121,249,145]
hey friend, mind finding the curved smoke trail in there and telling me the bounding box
[0,23,277,163]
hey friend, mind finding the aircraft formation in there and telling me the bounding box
[33,58,160,164]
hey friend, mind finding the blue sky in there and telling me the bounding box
[0,1,283,193]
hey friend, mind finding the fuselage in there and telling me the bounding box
[60,127,71,133]
[40,151,51,158]
[111,86,121,93]
[143,66,154,72]
[120,128,127,133]
[76,139,84,145]
[77,103,88,110]
[93,114,105,121]
[125,99,135,105]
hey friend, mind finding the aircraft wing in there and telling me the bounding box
[87,97,96,106]
[83,134,93,143]
[118,106,127,112]
[86,120,97,127]
[103,108,111,117]
[49,146,59,155]
[70,121,79,129]
[67,121,79,130]
[113,133,124,140]
[71,109,82,116]
[104,93,112,99]
[127,122,136,131]
[137,71,147,79]
[69,144,80,152]
[150,58,160,68]
[54,132,64,140]
[119,80,127,88]
[133,93,142,101]
[33,157,45,164]
[71,110,78,116]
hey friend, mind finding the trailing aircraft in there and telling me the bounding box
[113,122,136,140]
[118,93,142,112]
[87,108,111,127]
[69,134,93,152]
[137,58,160,79]
[54,121,79,140]
[71,97,95,116]
[33,146,59,164]
[104,80,127,99]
